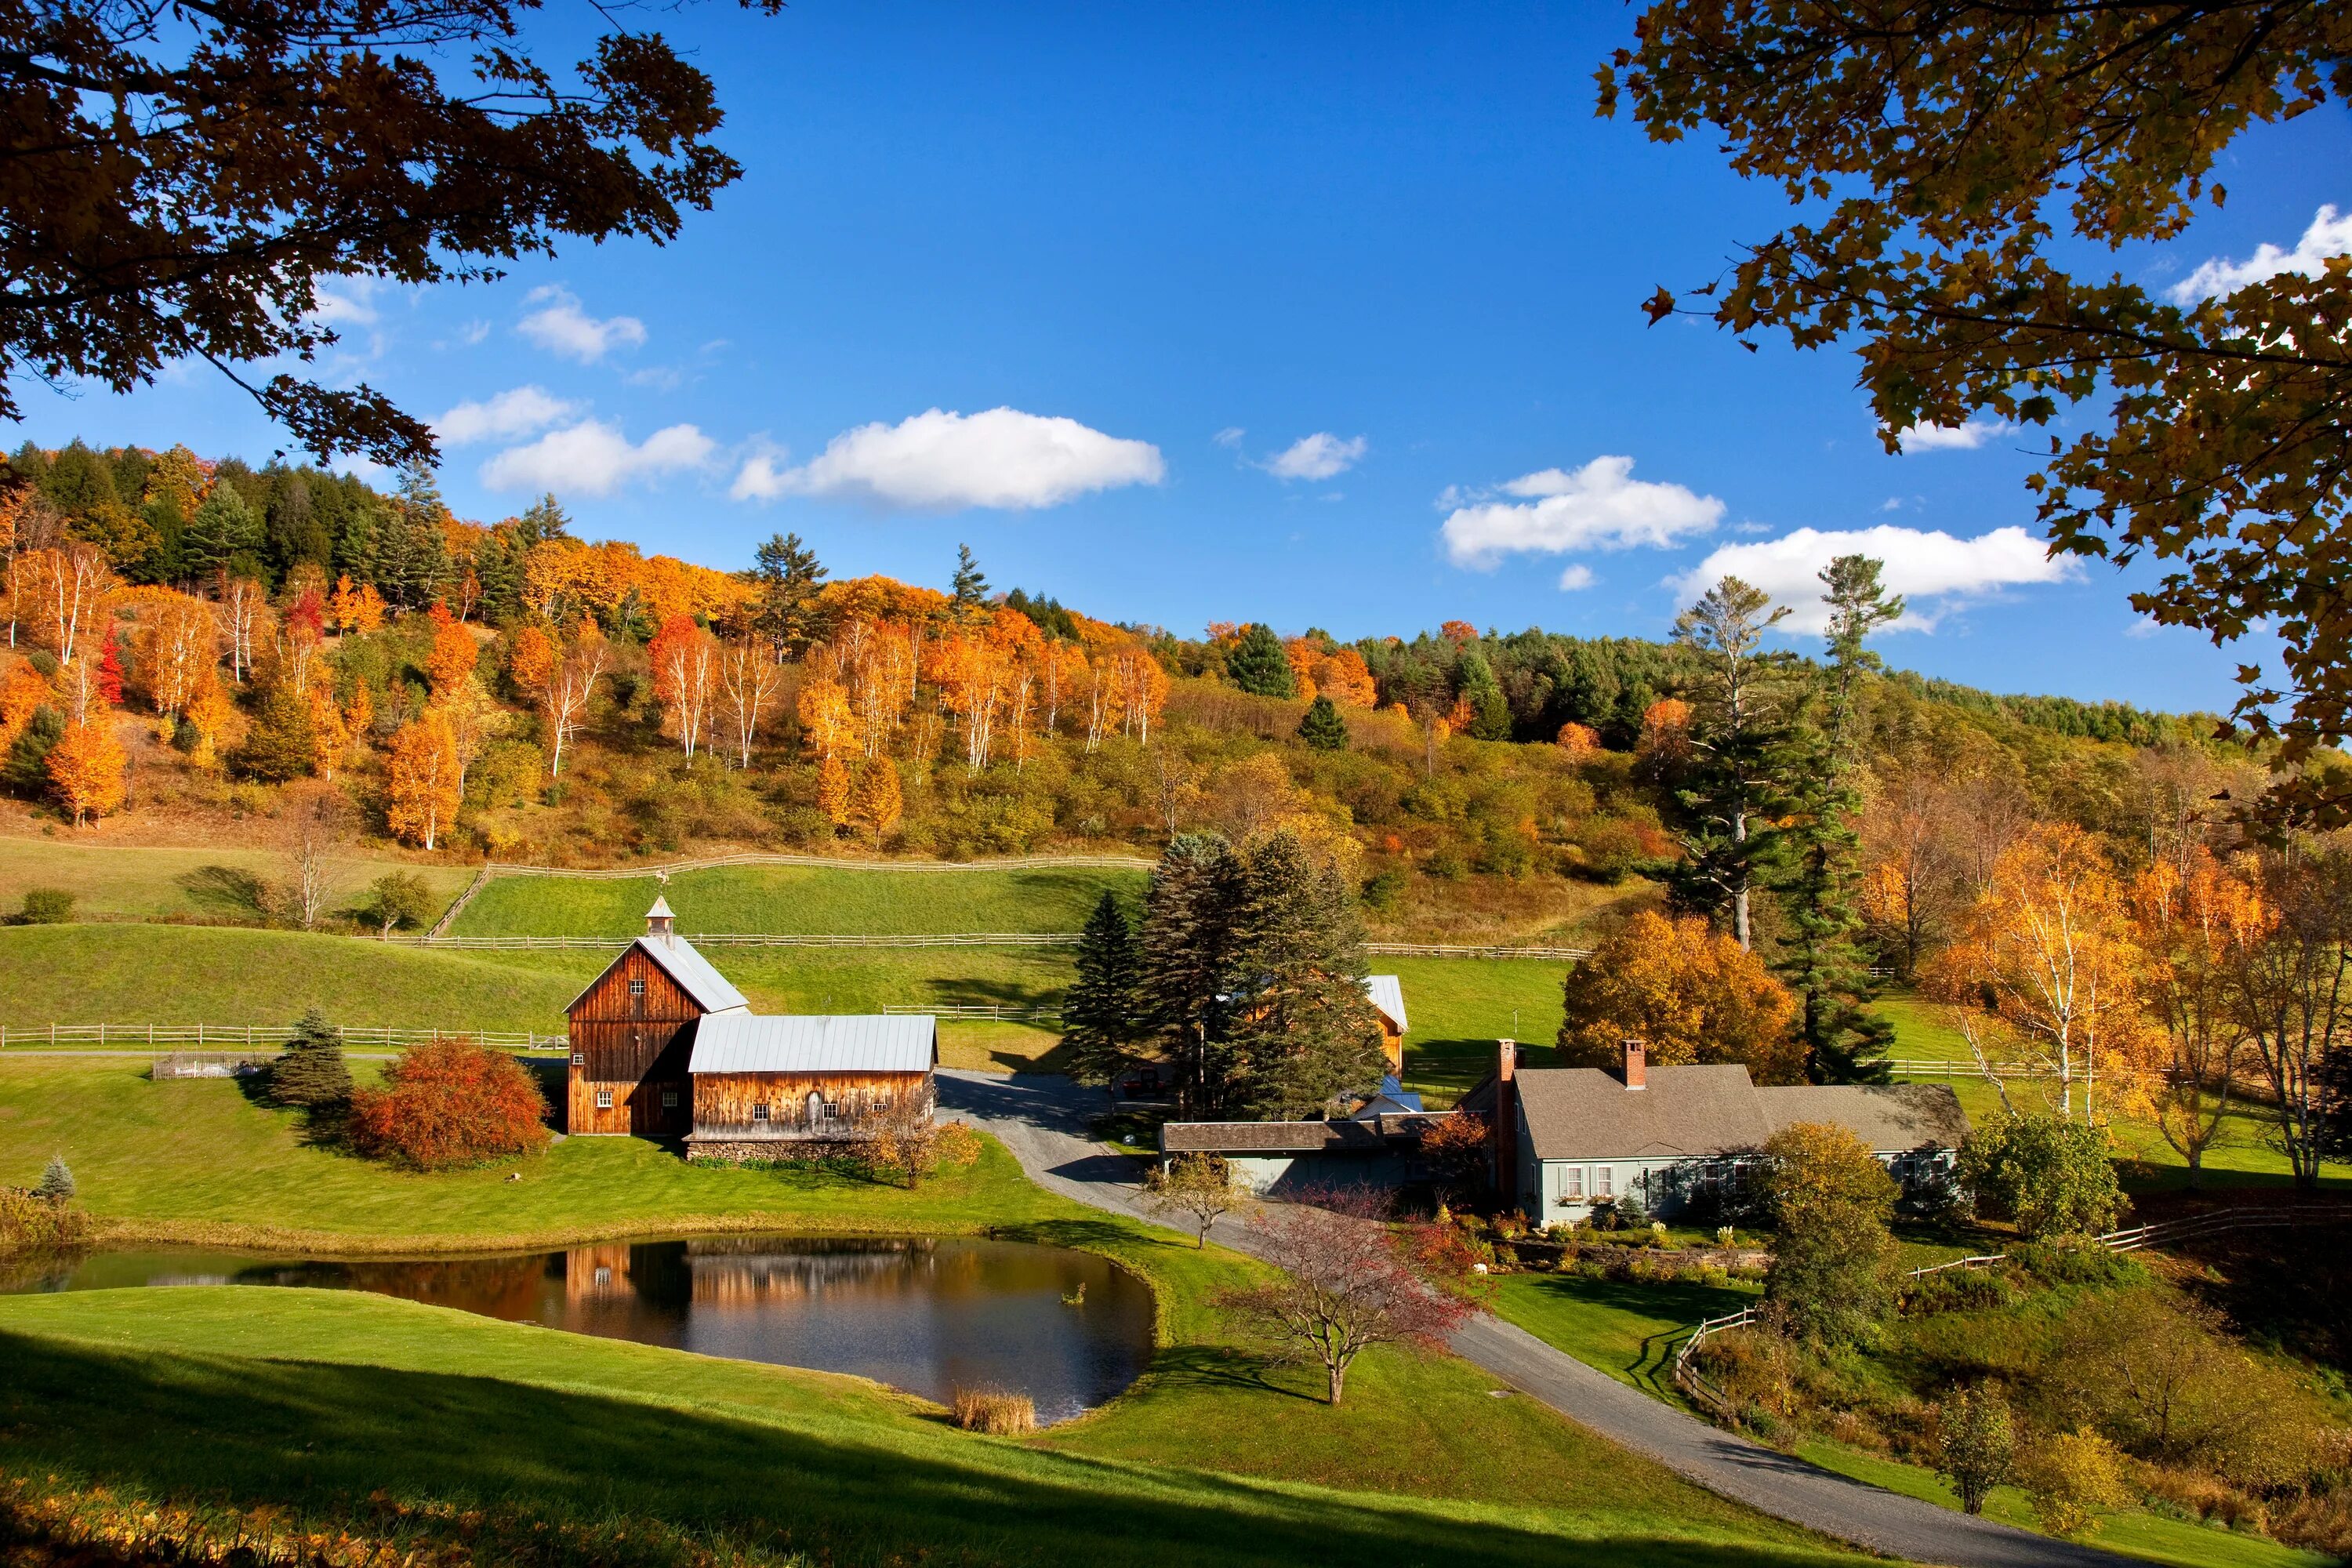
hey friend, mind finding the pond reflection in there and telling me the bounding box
[18,1236,1154,1422]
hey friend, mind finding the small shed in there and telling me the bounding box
[1159,1112,1443,1196]
[686,1012,938,1160]
[1362,975,1408,1073]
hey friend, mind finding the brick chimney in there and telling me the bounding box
[1492,1038,1519,1205]
[1622,1038,1647,1091]
[645,896,676,938]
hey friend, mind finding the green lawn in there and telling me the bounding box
[1489,1270,1759,1399]
[1388,954,1571,1104]
[452,861,1147,937]
[0,1053,1866,1568]
[0,833,477,924]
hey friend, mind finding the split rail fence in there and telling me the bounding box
[1671,1204,2352,1415]
[0,1022,563,1053]
[388,931,1595,958]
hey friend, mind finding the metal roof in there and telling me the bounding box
[1363,975,1408,1034]
[647,895,676,919]
[689,1012,936,1076]
[632,932,750,1014]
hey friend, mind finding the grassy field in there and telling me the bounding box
[1387,955,1570,1103]
[0,1054,1865,1567]
[1489,1270,1760,1399]
[0,834,477,924]
[452,861,1147,937]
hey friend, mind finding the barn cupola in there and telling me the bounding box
[645,896,677,938]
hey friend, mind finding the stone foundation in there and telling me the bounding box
[685,1138,879,1165]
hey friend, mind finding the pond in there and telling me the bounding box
[12,1235,1155,1423]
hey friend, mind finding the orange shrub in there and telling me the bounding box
[347,1039,550,1170]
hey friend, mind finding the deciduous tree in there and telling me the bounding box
[1761,1120,1899,1348]
[385,710,460,849]
[717,637,782,768]
[1143,1154,1243,1248]
[1557,909,1802,1083]
[2227,845,2352,1189]
[423,604,478,701]
[43,715,125,825]
[2129,848,2267,1188]
[347,1039,550,1171]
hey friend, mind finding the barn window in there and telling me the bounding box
[595,1089,614,1109]
[571,1051,585,1066]
[662,1088,679,1109]
[628,978,646,996]
[752,1103,770,1123]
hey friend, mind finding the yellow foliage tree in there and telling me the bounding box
[423,605,478,699]
[796,673,853,760]
[1556,909,1803,1082]
[1555,720,1601,760]
[2126,847,2270,1185]
[503,624,556,695]
[132,590,216,718]
[815,753,852,828]
[45,717,126,826]
[851,757,904,847]
[183,666,234,767]
[385,711,461,849]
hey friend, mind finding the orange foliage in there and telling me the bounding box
[385,710,461,849]
[347,1038,551,1170]
[15,544,118,664]
[1439,619,1477,644]
[1556,909,1802,1082]
[852,757,904,844]
[183,666,234,767]
[797,673,853,760]
[1314,646,1378,707]
[1555,720,1601,760]
[816,753,853,826]
[328,575,386,634]
[132,590,216,717]
[45,717,127,826]
[521,536,753,630]
[503,624,555,693]
[0,662,51,751]
[647,615,719,759]
[423,605,479,699]
[1282,638,1322,702]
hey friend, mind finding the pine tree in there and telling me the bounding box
[1454,648,1513,739]
[1225,831,1388,1118]
[1225,623,1295,698]
[1062,892,1142,1084]
[269,1007,353,1109]
[1138,833,1247,1116]
[753,531,828,654]
[265,470,328,575]
[34,1153,74,1202]
[1667,576,1794,949]
[5,707,64,793]
[1774,555,1901,1083]
[231,684,320,782]
[951,543,989,616]
[1297,695,1349,750]
[516,494,575,548]
[182,484,260,585]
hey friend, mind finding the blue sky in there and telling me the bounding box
[20,2,2351,714]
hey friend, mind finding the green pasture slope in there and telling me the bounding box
[0,1056,1865,1568]
[0,835,476,924]
[451,859,1147,936]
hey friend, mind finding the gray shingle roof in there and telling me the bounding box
[1160,1120,1423,1155]
[1758,1083,1971,1152]
[689,1012,936,1076]
[1363,975,1408,1034]
[1515,1065,1775,1160]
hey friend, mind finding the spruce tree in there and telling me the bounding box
[1297,695,1349,750]
[269,1007,354,1109]
[1137,833,1246,1116]
[951,543,989,615]
[1454,648,1513,739]
[5,707,64,794]
[34,1153,74,1202]
[1666,576,1795,949]
[1225,623,1295,698]
[181,483,260,584]
[1225,830,1388,1119]
[1774,555,1900,1083]
[1062,893,1142,1084]
[753,532,828,654]
[516,493,575,547]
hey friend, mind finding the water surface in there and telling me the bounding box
[16,1235,1153,1422]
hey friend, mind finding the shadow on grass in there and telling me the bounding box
[177,865,271,919]
[0,1330,1847,1567]
[1506,1272,1757,1396]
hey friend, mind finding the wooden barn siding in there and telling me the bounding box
[693,1070,930,1135]
[1380,1018,1402,1073]
[567,946,701,1135]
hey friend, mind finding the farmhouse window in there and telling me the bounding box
[753,1103,770,1123]
[1561,1166,1585,1200]
[628,978,646,997]
[595,1089,614,1109]
[571,1051,584,1066]
[1595,1164,1615,1197]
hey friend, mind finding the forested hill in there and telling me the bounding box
[0,435,2259,946]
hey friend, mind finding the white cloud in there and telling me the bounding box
[517,286,647,361]
[1556,564,1597,591]
[481,419,713,496]
[434,386,582,446]
[1261,432,1367,481]
[1439,456,1723,568]
[310,279,382,328]
[1212,426,1246,448]
[456,319,491,347]
[1896,416,2014,452]
[2170,204,2352,303]
[733,407,1165,510]
[728,441,792,503]
[1675,524,2074,633]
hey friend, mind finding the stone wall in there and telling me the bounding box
[684,1137,879,1165]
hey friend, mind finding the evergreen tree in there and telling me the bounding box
[4,707,64,794]
[753,530,828,654]
[182,483,260,584]
[231,684,319,782]
[951,543,989,615]
[473,525,526,623]
[1454,648,1513,739]
[265,470,329,574]
[1774,555,1901,1083]
[1062,893,1142,1084]
[1297,695,1349,750]
[34,1153,74,1202]
[38,438,118,517]
[1138,833,1246,1116]
[268,1007,353,1109]
[1225,622,1295,698]
[332,487,383,585]
[1225,831,1388,1118]
[379,462,451,608]
[1667,576,1794,949]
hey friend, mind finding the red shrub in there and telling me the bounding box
[347,1039,550,1171]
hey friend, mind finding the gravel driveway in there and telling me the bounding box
[936,1068,2132,1568]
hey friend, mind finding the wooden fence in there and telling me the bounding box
[0,1022,563,1053]
[1366,942,1592,960]
[1881,1057,2056,1080]
[1671,1204,2352,1413]
[881,1002,1061,1022]
[474,850,1157,881]
[389,931,1086,950]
